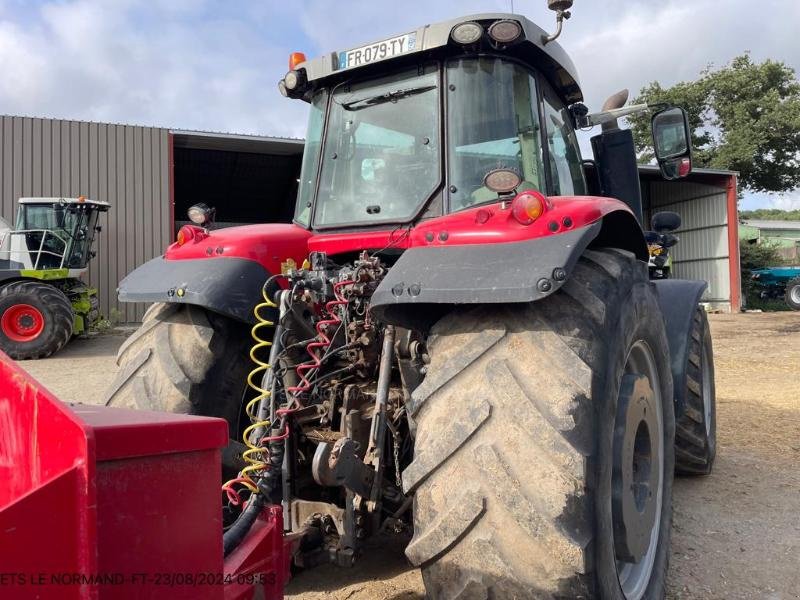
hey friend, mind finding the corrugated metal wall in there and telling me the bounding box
[648,179,731,309]
[0,116,170,322]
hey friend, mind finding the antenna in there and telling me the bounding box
[542,0,573,45]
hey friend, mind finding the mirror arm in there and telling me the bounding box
[580,103,651,128]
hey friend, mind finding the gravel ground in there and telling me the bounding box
[16,313,800,600]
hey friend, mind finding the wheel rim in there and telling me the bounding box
[790,286,800,305]
[613,341,664,600]
[1,303,45,342]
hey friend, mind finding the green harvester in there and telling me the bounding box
[0,196,109,359]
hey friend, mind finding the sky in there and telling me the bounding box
[0,0,798,209]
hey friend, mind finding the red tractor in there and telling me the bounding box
[106,2,717,597]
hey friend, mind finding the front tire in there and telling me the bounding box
[405,249,675,599]
[103,303,252,437]
[0,280,74,359]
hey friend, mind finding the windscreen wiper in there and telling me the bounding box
[342,85,436,111]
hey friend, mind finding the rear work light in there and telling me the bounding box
[451,21,483,45]
[488,20,523,44]
[511,189,547,225]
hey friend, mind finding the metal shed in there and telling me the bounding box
[0,116,303,322]
[639,165,740,312]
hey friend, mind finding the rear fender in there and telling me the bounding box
[118,256,271,324]
[652,279,708,418]
[118,223,311,324]
[370,209,648,329]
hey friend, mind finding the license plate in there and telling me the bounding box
[338,32,417,70]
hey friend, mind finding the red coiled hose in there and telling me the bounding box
[287,280,353,401]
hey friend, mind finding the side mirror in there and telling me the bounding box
[651,211,681,233]
[651,106,692,180]
[661,233,679,248]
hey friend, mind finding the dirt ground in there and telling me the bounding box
[16,313,800,599]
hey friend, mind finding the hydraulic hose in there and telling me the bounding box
[222,494,265,557]
[221,278,287,557]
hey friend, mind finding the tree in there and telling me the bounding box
[739,239,785,271]
[629,54,800,194]
[739,208,800,221]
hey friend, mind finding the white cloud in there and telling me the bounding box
[771,193,800,211]
[0,1,309,137]
[0,0,799,162]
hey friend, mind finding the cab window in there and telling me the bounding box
[446,57,546,210]
[540,78,586,196]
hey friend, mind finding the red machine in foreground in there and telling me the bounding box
[0,354,291,599]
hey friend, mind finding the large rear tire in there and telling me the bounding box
[405,249,675,599]
[103,303,252,437]
[785,277,800,310]
[674,307,716,475]
[0,280,73,359]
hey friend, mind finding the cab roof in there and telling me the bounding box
[298,12,583,104]
[19,197,110,208]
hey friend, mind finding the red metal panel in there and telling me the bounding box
[0,355,97,599]
[71,404,227,461]
[95,450,224,599]
[223,506,294,600]
[0,353,294,600]
[161,195,633,271]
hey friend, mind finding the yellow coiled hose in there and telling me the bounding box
[222,281,277,503]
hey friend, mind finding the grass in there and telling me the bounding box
[742,293,791,312]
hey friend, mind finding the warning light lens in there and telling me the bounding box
[678,157,692,177]
[176,225,196,246]
[289,52,307,70]
[511,190,546,225]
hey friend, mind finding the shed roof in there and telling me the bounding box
[743,220,800,231]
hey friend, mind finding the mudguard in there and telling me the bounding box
[371,222,602,327]
[118,256,270,323]
[118,223,312,324]
[652,279,708,418]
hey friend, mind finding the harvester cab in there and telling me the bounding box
[0,196,108,359]
[0,196,107,274]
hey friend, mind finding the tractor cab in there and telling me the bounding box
[0,197,108,274]
[280,12,693,234]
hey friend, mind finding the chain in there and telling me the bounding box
[392,428,402,488]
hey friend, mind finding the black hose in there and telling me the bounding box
[223,493,265,557]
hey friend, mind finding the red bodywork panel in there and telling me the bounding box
[165,223,314,275]
[0,355,289,600]
[163,196,632,268]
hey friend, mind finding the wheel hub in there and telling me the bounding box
[612,373,661,563]
[1,304,45,342]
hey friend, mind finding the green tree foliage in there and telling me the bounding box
[739,239,785,271]
[739,239,789,310]
[629,54,800,194]
[739,208,800,221]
